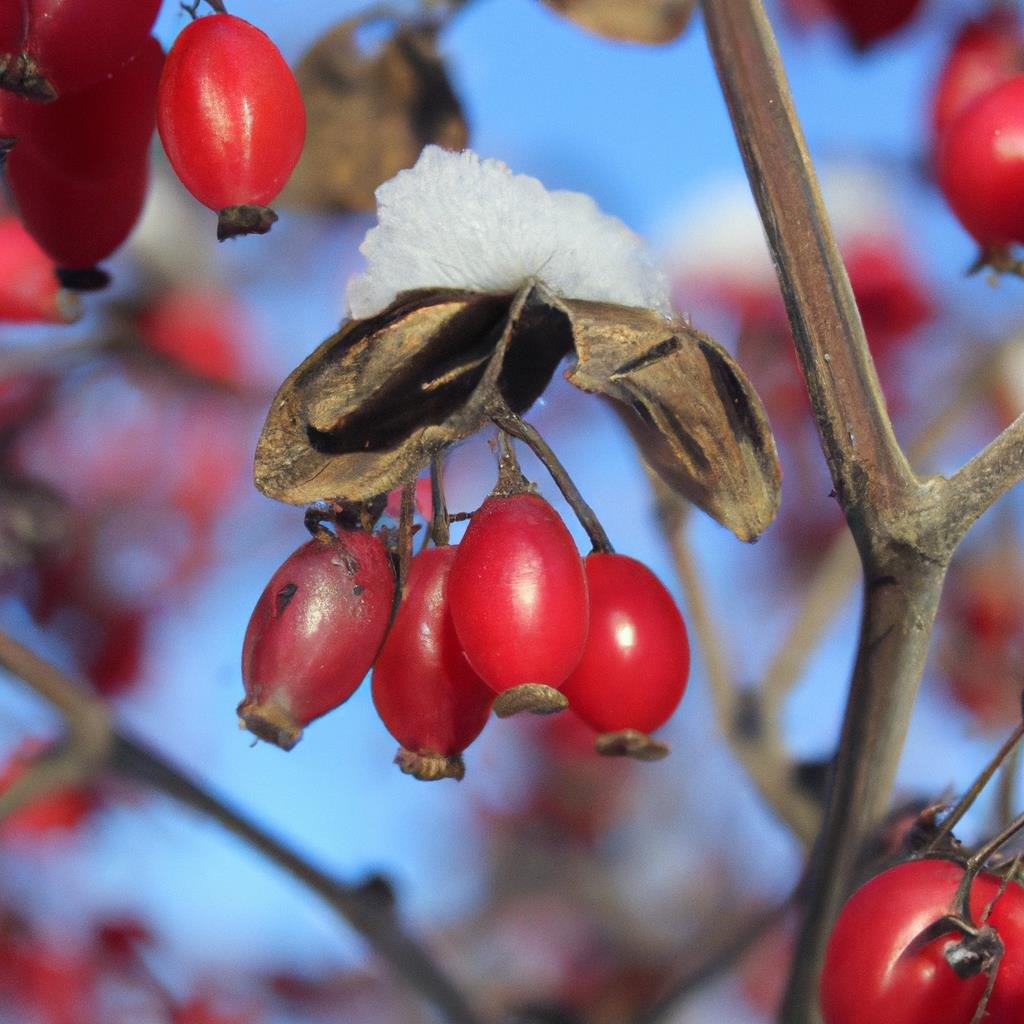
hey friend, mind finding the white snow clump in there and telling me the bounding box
[346,146,672,319]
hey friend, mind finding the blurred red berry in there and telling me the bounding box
[930,11,1023,147]
[0,216,78,323]
[937,75,1024,247]
[820,0,924,49]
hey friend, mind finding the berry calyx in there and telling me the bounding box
[448,491,589,716]
[239,527,395,750]
[371,546,494,781]
[560,553,689,759]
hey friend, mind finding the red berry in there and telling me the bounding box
[239,529,396,750]
[448,492,589,694]
[931,12,1023,146]
[0,738,99,837]
[5,142,149,273]
[137,286,247,386]
[0,215,78,323]
[0,35,163,181]
[821,0,923,49]
[0,3,25,75]
[372,546,494,779]
[5,0,161,100]
[821,859,1024,1024]
[937,75,1024,247]
[560,554,689,735]
[156,14,306,239]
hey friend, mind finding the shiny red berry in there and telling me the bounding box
[821,859,1024,1024]
[937,75,1024,247]
[930,12,1023,145]
[239,528,396,750]
[560,553,689,736]
[448,492,589,697]
[156,14,306,240]
[372,546,494,781]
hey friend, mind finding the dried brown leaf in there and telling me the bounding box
[538,0,694,44]
[282,18,468,213]
[255,285,780,542]
[562,299,780,542]
[254,286,573,505]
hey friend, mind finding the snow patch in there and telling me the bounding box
[346,146,671,319]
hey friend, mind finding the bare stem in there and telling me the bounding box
[492,408,613,553]
[0,630,486,1024]
[945,412,1024,541]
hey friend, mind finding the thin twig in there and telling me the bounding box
[945,412,1024,541]
[492,408,613,554]
[654,479,820,846]
[0,630,486,1024]
[633,898,792,1024]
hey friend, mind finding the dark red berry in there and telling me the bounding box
[156,14,306,239]
[0,35,163,181]
[3,0,161,100]
[560,553,689,736]
[448,493,589,696]
[5,142,149,274]
[239,528,396,750]
[372,546,494,781]
[821,0,923,50]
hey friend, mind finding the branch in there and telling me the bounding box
[699,0,918,521]
[0,630,486,1024]
[699,5,950,1022]
[945,412,1024,540]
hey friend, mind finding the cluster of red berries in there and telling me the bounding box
[239,484,691,780]
[0,3,304,289]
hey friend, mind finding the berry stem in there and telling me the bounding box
[931,715,1024,850]
[429,453,450,547]
[491,407,613,554]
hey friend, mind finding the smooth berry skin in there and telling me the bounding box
[821,859,1024,1024]
[937,76,1024,247]
[0,216,77,323]
[448,493,589,694]
[5,143,149,270]
[19,0,161,97]
[931,12,1023,145]
[240,529,395,750]
[560,554,689,735]
[157,14,306,213]
[0,35,163,181]
[372,547,494,758]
